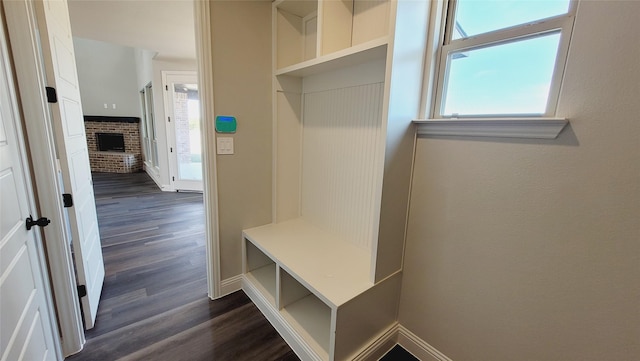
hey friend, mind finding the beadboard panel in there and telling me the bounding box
[275,90,302,223]
[300,82,384,250]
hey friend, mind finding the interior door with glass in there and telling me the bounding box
[164,72,202,191]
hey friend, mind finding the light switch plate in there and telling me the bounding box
[217,137,234,155]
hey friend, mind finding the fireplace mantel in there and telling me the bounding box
[84,115,140,123]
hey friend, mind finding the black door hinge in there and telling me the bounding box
[63,193,73,207]
[26,215,51,230]
[168,116,171,122]
[172,176,175,181]
[165,85,168,91]
[170,147,173,153]
[77,285,87,298]
[45,87,57,103]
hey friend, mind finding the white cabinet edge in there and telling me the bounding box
[243,276,323,361]
[413,118,569,139]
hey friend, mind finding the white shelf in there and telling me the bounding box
[275,37,388,77]
[243,218,373,307]
[413,118,569,139]
[245,264,276,306]
[275,0,317,18]
[281,294,331,360]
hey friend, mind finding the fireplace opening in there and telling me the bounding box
[96,133,125,152]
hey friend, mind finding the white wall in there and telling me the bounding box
[398,1,640,360]
[134,48,155,90]
[73,37,140,117]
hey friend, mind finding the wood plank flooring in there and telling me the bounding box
[66,172,298,361]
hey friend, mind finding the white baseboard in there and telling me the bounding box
[352,323,399,361]
[397,326,452,361]
[241,272,450,361]
[143,166,168,191]
[220,275,243,297]
[347,323,452,361]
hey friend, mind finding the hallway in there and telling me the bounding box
[67,172,297,360]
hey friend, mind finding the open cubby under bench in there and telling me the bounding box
[243,219,400,361]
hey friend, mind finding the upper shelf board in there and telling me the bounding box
[275,0,318,18]
[275,37,388,77]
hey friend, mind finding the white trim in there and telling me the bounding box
[2,0,85,356]
[441,15,573,54]
[219,275,243,297]
[351,323,399,361]
[545,11,576,116]
[161,70,202,192]
[420,0,447,118]
[430,0,577,119]
[414,118,568,139]
[143,163,164,190]
[397,326,453,361]
[270,2,278,223]
[194,0,222,300]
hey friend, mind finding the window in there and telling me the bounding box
[140,83,159,168]
[430,0,576,120]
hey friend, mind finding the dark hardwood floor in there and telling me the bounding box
[67,172,298,361]
[380,346,419,361]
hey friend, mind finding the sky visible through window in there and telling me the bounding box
[442,0,571,116]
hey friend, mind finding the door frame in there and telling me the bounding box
[4,0,223,357]
[194,0,222,300]
[162,70,203,192]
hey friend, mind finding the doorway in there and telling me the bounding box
[163,71,203,192]
[3,0,221,357]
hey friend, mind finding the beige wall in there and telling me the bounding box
[399,1,640,360]
[210,1,272,279]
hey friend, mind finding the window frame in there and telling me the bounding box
[416,0,578,138]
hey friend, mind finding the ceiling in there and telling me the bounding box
[68,0,196,60]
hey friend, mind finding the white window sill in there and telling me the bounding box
[413,118,568,139]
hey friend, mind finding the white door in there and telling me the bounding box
[34,0,104,329]
[0,10,58,360]
[164,72,203,192]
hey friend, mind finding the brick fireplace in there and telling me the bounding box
[84,116,142,173]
